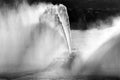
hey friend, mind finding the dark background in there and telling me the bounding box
[1,0,120,29]
[29,0,120,30]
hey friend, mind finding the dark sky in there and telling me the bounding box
[1,0,120,29]
[36,0,120,29]
[28,0,120,9]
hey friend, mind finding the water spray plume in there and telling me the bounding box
[0,1,71,79]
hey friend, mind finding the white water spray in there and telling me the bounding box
[0,2,71,79]
[71,16,120,76]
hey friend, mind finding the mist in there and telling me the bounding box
[0,1,71,80]
[0,0,120,80]
[71,16,120,77]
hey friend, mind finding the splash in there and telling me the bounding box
[0,1,71,79]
